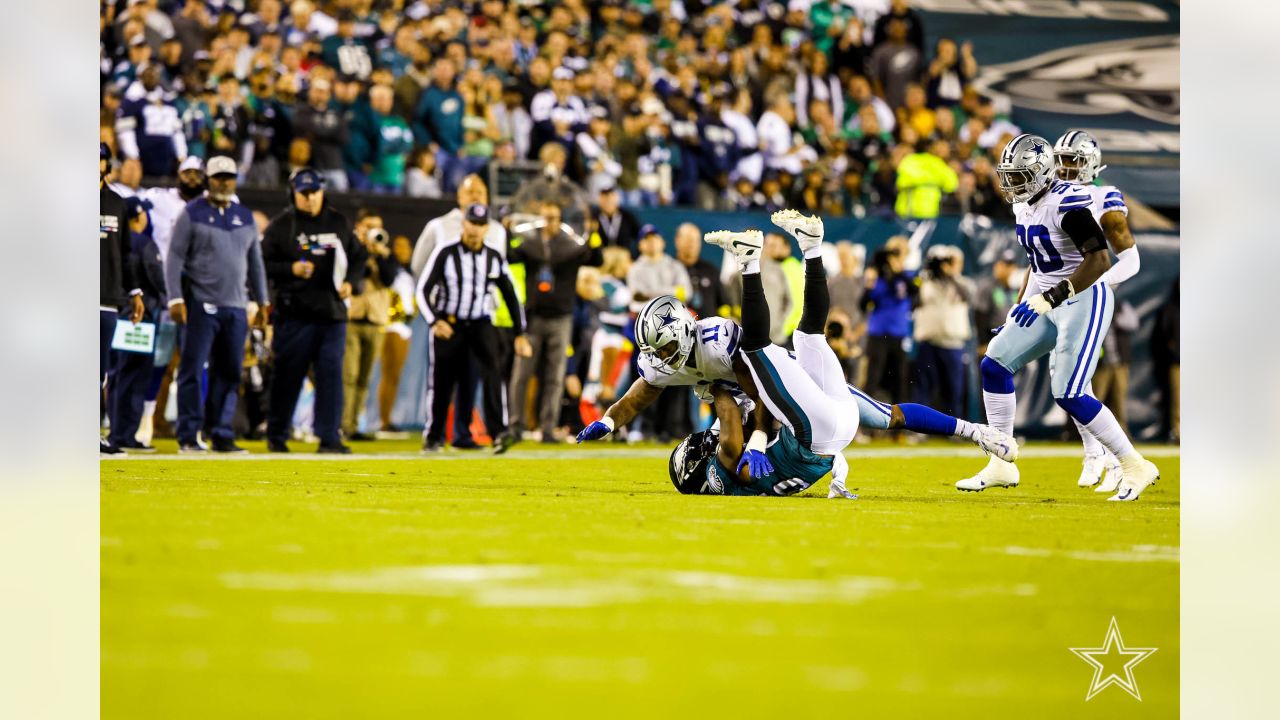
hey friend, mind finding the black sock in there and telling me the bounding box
[797,257,829,336]
[740,271,771,352]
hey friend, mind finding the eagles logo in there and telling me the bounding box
[974,35,1179,126]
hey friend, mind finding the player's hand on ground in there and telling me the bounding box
[576,420,612,443]
[737,449,774,479]
[431,320,453,339]
[1009,301,1040,327]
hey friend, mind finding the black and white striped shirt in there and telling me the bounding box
[416,240,525,334]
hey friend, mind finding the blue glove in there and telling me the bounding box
[991,324,1004,336]
[737,449,774,479]
[1009,301,1039,327]
[576,420,613,443]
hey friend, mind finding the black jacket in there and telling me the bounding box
[592,207,641,257]
[100,185,136,308]
[508,232,603,319]
[261,203,367,323]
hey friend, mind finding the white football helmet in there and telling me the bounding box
[1053,130,1107,184]
[996,133,1055,204]
[635,295,697,373]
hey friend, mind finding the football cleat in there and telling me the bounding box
[1108,458,1159,501]
[973,424,1019,463]
[704,229,764,266]
[956,456,1020,492]
[1078,450,1106,487]
[827,475,858,500]
[770,209,824,253]
[1095,453,1124,493]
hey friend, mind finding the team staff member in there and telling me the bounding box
[411,173,508,449]
[417,204,531,453]
[107,198,166,452]
[100,143,144,455]
[165,156,269,454]
[261,168,367,454]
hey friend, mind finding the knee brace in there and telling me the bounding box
[1055,394,1103,424]
[980,356,1015,394]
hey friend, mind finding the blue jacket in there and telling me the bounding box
[413,85,464,152]
[865,272,917,338]
[165,198,268,310]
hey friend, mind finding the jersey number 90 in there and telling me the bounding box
[1016,224,1064,273]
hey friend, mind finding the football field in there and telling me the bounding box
[101,440,1179,718]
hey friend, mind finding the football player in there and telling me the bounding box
[665,214,1017,498]
[1053,130,1142,493]
[957,134,1159,500]
[575,212,1018,458]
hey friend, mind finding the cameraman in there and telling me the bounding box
[861,236,918,405]
[343,209,400,441]
[912,245,974,418]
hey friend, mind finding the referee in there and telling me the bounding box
[417,204,531,454]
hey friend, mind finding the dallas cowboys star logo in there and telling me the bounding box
[1070,617,1158,701]
[1030,142,1046,155]
[657,311,677,327]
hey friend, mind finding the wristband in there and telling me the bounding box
[1044,279,1075,308]
[746,430,768,453]
[600,416,616,432]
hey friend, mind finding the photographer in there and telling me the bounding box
[261,168,367,454]
[343,209,400,441]
[912,245,974,418]
[861,236,918,405]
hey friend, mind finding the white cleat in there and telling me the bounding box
[1108,459,1159,501]
[704,229,765,266]
[956,456,1020,492]
[827,475,858,500]
[972,424,1019,463]
[1094,452,1124,493]
[1078,450,1105,487]
[770,209,825,253]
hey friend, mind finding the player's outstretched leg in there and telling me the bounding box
[955,356,1023,491]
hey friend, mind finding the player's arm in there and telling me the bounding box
[575,377,663,442]
[729,354,774,479]
[710,386,748,480]
[1011,209,1110,326]
[1097,210,1140,287]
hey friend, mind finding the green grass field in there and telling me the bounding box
[101,440,1178,718]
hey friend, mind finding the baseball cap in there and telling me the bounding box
[464,203,490,225]
[178,156,204,174]
[289,167,325,192]
[552,66,575,81]
[639,223,660,238]
[129,34,148,48]
[206,156,237,177]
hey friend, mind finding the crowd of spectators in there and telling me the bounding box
[101,0,1022,220]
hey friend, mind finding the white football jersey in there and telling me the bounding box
[1013,179,1095,294]
[637,316,751,406]
[1089,184,1128,221]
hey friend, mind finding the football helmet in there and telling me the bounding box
[996,133,1055,204]
[669,428,721,494]
[634,295,697,373]
[1052,130,1107,184]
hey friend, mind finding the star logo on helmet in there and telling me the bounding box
[1030,142,1046,154]
[658,311,677,327]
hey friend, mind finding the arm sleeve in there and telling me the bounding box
[415,243,448,325]
[494,258,525,335]
[246,238,269,304]
[375,255,400,286]
[1060,209,1107,255]
[1098,246,1140,288]
[259,217,297,282]
[164,210,190,305]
